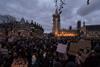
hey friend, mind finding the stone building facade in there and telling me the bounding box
[0,19,44,42]
[81,24,100,39]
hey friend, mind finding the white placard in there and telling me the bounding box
[56,43,67,54]
[0,48,8,55]
[8,37,14,42]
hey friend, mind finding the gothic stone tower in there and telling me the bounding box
[52,9,60,34]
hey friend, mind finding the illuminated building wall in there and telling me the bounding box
[52,9,60,34]
[52,10,79,37]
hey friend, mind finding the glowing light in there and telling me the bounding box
[55,32,78,37]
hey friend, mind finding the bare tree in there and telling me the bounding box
[87,0,90,5]
[54,0,65,14]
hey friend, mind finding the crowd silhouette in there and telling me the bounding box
[0,36,100,67]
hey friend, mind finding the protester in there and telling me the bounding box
[83,46,100,67]
[31,53,37,67]
[0,34,100,67]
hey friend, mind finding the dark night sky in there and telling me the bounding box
[0,0,100,32]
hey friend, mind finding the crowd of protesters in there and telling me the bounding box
[0,35,100,67]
